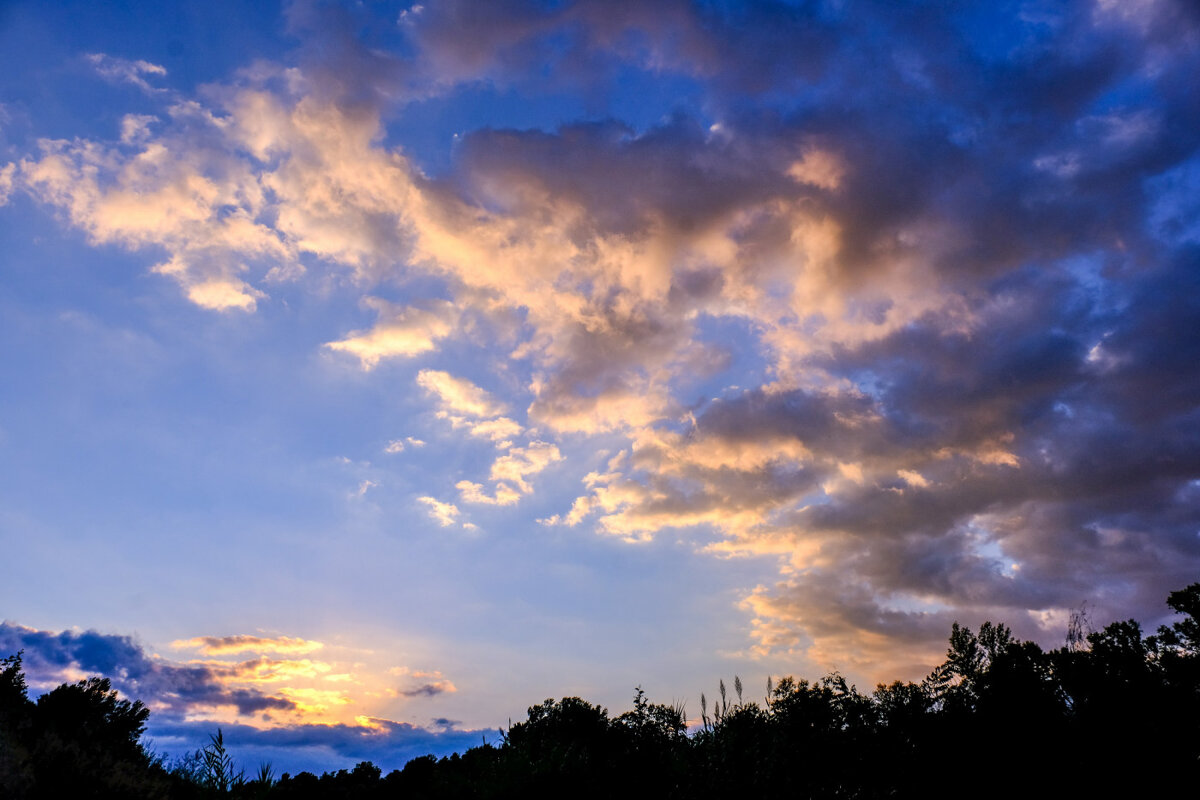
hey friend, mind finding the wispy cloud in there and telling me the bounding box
[173,635,325,656]
[85,53,168,93]
[456,479,521,507]
[119,114,159,144]
[327,299,459,368]
[385,436,426,454]
[399,681,456,697]
[417,370,506,419]
[0,163,15,206]
[418,496,463,528]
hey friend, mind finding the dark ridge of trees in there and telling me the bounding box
[3,584,1199,799]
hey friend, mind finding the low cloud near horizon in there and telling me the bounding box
[0,622,482,774]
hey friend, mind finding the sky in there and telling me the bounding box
[1,0,1199,776]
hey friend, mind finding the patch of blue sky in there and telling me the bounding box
[677,312,770,412]
[445,524,776,708]
[1145,150,1200,246]
[0,1,289,140]
[1055,251,1128,321]
[1085,72,1163,120]
[975,539,1019,579]
[960,517,1021,580]
[601,63,711,131]
[953,0,1061,64]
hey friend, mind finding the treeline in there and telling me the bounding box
[3,585,1199,798]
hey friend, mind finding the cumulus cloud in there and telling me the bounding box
[18,120,290,311]
[12,0,1200,681]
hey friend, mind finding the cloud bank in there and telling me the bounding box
[0,622,478,774]
[9,0,1200,681]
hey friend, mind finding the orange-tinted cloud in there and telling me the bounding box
[172,634,324,656]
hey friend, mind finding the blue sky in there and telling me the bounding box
[2,0,1199,776]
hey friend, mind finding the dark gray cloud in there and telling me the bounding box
[399,683,451,698]
[0,624,294,717]
[383,0,839,99]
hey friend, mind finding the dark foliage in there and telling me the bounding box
[3,584,1199,798]
[0,652,182,799]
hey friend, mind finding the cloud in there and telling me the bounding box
[119,114,159,144]
[12,0,1200,685]
[173,635,325,656]
[398,680,457,698]
[0,626,478,775]
[739,573,967,683]
[326,298,459,368]
[417,370,506,418]
[0,163,14,205]
[146,716,487,775]
[0,620,471,771]
[379,0,840,100]
[0,624,297,718]
[85,53,168,93]
[385,436,426,453]
[155,259,267,312]
[456,479,521,507]
[18,121,292,312]
[488,442,562,494]
[389,666,458,698]
[418,496,463,527]
[466,416,523,443]
[205,657,336,683]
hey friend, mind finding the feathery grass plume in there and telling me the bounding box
[201,728,244,792]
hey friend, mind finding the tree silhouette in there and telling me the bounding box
[4,583,1200,799]
[0,652,34,797]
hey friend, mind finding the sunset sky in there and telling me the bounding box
[1,0,1198,775]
